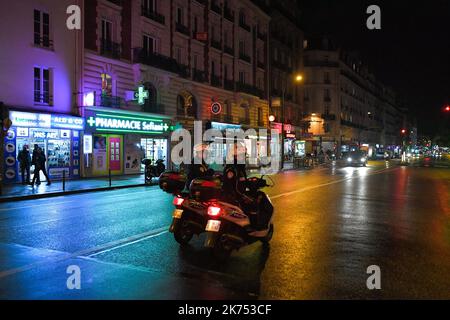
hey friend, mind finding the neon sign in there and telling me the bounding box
[9,111,84,130]
[85,111,170,134]
[134,86,149,105]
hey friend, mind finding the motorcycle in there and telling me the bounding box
[163,168,274,260]
[142,158,166,184]
[160,171,221,245]
[202,174,275,261]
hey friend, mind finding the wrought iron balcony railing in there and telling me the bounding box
[101,40,121,59]
[141,7,165,25]
[34,93,53,105]
[176,23,190,36]
[192,69,208,83]
[133,48,179,73]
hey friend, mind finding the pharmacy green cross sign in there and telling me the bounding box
[134,85,149,105]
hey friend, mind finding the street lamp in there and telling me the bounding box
[279,73,304,170]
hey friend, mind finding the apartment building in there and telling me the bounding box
[302,37,406,155]
[80,0,271,176]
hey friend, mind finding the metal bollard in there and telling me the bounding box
[62,170,66,192]
[109,169,112,187]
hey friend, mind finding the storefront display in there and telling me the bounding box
[83,107,171,177]
[3,111,84,183]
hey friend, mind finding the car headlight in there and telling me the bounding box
[347,157,352,162]
[361,157,366,162]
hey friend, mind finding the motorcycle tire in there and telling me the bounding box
[212,236,233,261]
[260,224,274,244]
[173,220,194,245]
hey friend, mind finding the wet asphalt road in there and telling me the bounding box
[0,158,449,299]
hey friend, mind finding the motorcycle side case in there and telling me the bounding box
[159,171,187,194]
[189,176,223,201]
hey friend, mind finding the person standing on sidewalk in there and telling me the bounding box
[17,145,31,185]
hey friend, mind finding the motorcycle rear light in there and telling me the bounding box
[201,181,217,188]
[207,206,221,217]
[173,197,185,206]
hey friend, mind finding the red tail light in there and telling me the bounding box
[207,205,221,217]
[173,197,185,206]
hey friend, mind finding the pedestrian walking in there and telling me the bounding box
[32,147,51,186]
[17,145,31,184]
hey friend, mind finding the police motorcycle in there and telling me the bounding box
[202,166,275,260]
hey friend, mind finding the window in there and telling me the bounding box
[224,30,228,47]
[193,54,198,70]
[142,0,156,12]
[193,16,198,33]
[34,9,51,48]
[34,67,51,104]
[102,19,112,43]
[239,71,245,84]
[177,7,184,25]
[101,73,113,96]
[274,47,278,61]
[143,34,156,54]
[324,89,330,100]
[224,64,229,80]
[258,108,263,123]
[176,47,182,64]
[211,61,216,76]
[239,10,246,25]
[239,40,245,55]
[324,72,330,83]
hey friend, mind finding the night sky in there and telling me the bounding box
[298,0,450,136]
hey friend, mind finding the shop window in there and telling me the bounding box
[34,67,52,105]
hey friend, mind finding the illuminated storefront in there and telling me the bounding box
[3,110,84,183]
[82,107,171,176]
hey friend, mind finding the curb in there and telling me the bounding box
[0,183,153,203]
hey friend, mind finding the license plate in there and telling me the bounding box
[205,220,221,232]
[172,209,183,219]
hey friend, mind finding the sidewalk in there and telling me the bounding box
[0,174,149,203]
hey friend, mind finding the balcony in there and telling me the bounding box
[211,39,222,50]
[100,40,121,59]
[239,20,251,32]
[176,23,190,36]
[224,79,234,91]
[193,69,208,83]
[34,36,54,50]
[211,2,222,15]
[106,0,122,6]
[304,60,339,68]
[194,0,207,5]
[133,48,179,73]
[257,31,267,42]
[94,94,122,108]
[34,93,53,105]
[142,103,165,114]
[224,45,234,55]
[141,7,165,25]
[239,53,251,63]
[322,113,336,121]
[211,74,222,88]
[224,7,234,22]
[257,61,265,69]
[178,64,191,78]
[236,82,263,97]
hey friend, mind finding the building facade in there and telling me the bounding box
[80,0,272,176]
[0,0,85,183]
[302,37,406,157]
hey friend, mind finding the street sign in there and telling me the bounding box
[211,102,222,115]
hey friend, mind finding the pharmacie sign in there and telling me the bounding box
[85,110,170,134]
